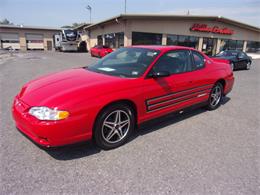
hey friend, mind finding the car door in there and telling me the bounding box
[91,46,96,55]
[237,52,247,68]
[92,46,99,56]
[95,46,100,56]
[238,52,248,68]
[141,49,210,121]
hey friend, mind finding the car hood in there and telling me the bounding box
[18,68,129,108]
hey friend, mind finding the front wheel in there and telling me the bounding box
[207,82,223,110]
[94,104,135,150]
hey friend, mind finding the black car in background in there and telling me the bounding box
[213,50,252,70]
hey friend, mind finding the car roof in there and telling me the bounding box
[129,45,196,52]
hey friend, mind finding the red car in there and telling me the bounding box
[90,45,113,58]
[12,46,234,150]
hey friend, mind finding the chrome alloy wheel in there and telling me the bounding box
[210,85,222,107]
[246,62,251,70]
[230,62,234,70]
[101,110,130,144]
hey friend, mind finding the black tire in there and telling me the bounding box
[94,103,135,150]
[207,82,223,110]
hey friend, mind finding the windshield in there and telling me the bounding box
[86,47,160,78]
[64,30,77,41]
[216,51,238,57]
[64,30,77,37]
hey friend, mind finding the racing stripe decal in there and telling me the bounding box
[146,84,214,112]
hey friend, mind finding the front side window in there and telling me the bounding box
[192,51,205,70]
[152,50,192,74]
[238,52,246,58]
[216,51,238,57]
[87,48,160,78]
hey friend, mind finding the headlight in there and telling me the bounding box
[29,107,69,120]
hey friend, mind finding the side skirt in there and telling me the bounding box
[138,101,208,128]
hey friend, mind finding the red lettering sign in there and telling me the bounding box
[190,24,234,35]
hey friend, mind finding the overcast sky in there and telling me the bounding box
[1,0,259,27]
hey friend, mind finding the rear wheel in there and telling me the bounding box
[94,104,135,150]
[246,61,251,70]
[207,82,223,110]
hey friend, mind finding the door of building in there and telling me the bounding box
[0,33,20,50]
[26,34,44,50]
[202,38,217,56]
[47,41,52,51]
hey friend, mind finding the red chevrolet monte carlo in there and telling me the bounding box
[12,46,234,150]
[90,45,113,58]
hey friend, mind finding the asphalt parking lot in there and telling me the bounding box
[0,51,259,194]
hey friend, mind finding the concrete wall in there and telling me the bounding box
[0,28,59,51]
[128,19,260,41]
[83,20,126,50]
[83,18,260,53]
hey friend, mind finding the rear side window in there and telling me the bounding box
[192,51,205,70]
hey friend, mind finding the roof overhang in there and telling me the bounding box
[84,14,260,33]
[0,24,61,31]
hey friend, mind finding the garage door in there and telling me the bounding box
[0,33,20,50]
[26,34,44,50]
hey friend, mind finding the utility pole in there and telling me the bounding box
[124,0,127,13]
[86,5,92,23]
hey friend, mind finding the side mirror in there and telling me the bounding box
[149,71,170,78]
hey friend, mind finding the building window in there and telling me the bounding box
[246,41,260,53]
[202,38,217,56]
[219,39,244,51]
[236,40,243,51]
[167,35,178,45]
[104,32,124,48]
[132,32,162,45]
[229,40,237,50]
[97,35,103,46]
[166,35,199,49]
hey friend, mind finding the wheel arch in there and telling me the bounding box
[215,79,226,91]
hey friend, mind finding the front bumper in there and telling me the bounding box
[12,97,91,147]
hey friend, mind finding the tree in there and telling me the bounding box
[0,18,13,25]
